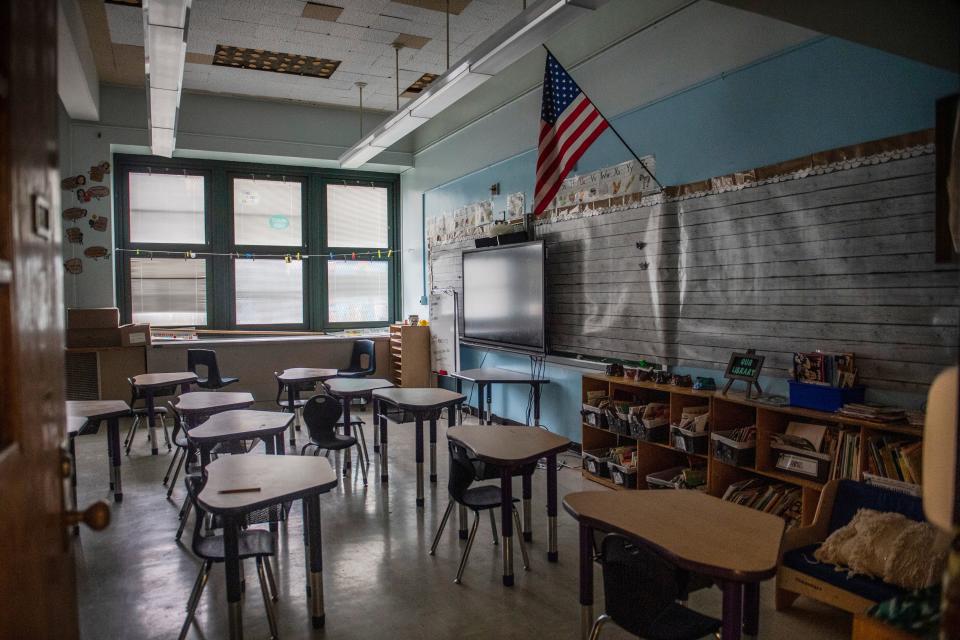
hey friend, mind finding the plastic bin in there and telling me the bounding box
[629,416,668,443]
[583,448,613,478]
[607,461,638,488]
[771,443,832,483]
[646,465,688,490]
[711,429,756,467]
[581,404,607,429]
[788,381,866,412]
[671,425,709,454]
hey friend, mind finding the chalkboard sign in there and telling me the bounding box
[722,350,764,398]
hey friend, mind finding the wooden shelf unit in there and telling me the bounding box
[388,324,431,387]
[580,373,923,528]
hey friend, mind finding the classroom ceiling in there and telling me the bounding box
[79,0,528,112]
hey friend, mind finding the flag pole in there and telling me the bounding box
[543,45,664,193]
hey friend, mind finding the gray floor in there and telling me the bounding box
[73,405,851,639]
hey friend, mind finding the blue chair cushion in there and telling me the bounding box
[782,544,905,604]
[827,480,924,534]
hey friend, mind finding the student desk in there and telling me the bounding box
[198,455,338,639]
[174,391,255,428]
[66,400,132,502]
[131,372,197,454]
[324,377,393,475]
[186,410,293,464]
[276,368,338,445]
[372,387,465,506]
[446,425,569,586]
[563,490,785,640]
[451,368,550,425]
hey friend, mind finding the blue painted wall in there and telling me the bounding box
[426,37,960,442]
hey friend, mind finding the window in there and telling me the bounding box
[233,178,302,246]
[235,259,303,325]
[328,260,389,323]
[130,257,207,326]
[129,172,205,244]
[116,156,398,330]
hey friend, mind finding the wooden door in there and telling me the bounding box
[0,1,80,638]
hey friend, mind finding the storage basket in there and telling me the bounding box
[582,448,613,478]
[581,403,607,429]
[607,461,638,488]
[671,425,709,454]
[711,429,756,467]
[788,381,865,412]
[771,443,832,483]
[646,465,688,490]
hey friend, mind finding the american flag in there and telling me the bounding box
[534,52,609,215]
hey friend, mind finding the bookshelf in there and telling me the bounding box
[580,373,923,528]
[388,324,431,387]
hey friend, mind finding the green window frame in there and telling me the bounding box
[114,154,401,331]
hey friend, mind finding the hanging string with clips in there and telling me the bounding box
[116,248,395,262]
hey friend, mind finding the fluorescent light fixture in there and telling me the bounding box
[143,0,190,157]
[338,0,606,169]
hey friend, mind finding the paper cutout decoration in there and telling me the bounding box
[61,174,86,190]
[88,215,108,232]
[76,185,109,202]
[64,258,82,274]
[83,246,109,260]
[89,161,111,182]
[65,227,84,244]
[62,207,87,221]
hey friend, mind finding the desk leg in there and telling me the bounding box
[456,380,463,424]
[546,454,558,561]
[106,422,115,491]
[69,435,79,535]
[108,417,122,502]
[486,384,493,425]
[275,432,285,456]
[722,581,744,640]
[379,410,389,483]
[199,445,211,468]
[743,582,760,637]
[533,384,542,426]
[475,382,483,424]
[429,416,437,483]
[579,523,594,640]
[522,472,532,542]
[224,518,243,640]
[455,399,466,538]
[415,416,424,508]
[145,391,159,455]
[500,468,514,586]
[305,494,325,628]
[287,385,296,446]
[372,398,380,453]
[342,397,352,478]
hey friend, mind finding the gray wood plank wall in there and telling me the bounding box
[430,153,958,393]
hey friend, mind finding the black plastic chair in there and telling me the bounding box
[337,339,376,378]
[124,377,173,455]
[300,394,367,485]
[178,473,278,640]
[589,534,721,640]
[430,442,530,584]
[187,349,239,389]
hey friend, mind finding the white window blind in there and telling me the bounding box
[326,185,388,248]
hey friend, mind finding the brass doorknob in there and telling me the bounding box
[64,500,110,531]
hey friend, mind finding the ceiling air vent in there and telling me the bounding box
[213,45,341,79]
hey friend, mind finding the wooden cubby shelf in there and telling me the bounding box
[580,373,924,528]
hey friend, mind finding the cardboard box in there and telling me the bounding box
[67,307,119,329]
[119,324,151,347]
[67,328,120,348]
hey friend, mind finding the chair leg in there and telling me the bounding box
[300,443,315,456]
[163,448,181,486]
[256,557,279,639]
[263,556,279,602]
[513,507,530,570]
[161,415,171,451]
[430,499,455,555]
[175,500,192,542]
[454,511,480,584]
[588,614,610,640]
[125,416,140,455]
[356,443,368,485]
[489,510,499,546]
[178,561,211,640]
[167,449,185,499]
[355,422,369,466]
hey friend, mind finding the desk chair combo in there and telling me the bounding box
[430,442,529,584]
[178,474,279,640]
[124,378,173,455]
[300,395,368,486]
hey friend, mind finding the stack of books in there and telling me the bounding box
[838,403,906,423]
[829,430,861,481]
[865,436,922,485]
[793,352,857,388]
[721,478,802,529]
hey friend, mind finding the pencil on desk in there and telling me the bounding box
[218,487,261,494]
